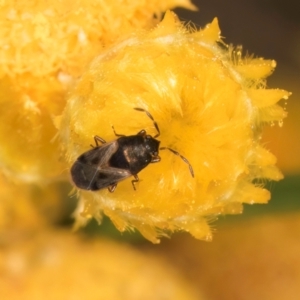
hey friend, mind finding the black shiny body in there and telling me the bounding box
[110,135,160,174]
[71,108,194,192]
[71,130,160,192]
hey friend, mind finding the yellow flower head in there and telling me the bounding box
[0,0,195,183]
[60,11,290,243]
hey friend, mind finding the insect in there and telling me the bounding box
[71,108,194,192]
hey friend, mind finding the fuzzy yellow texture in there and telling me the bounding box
[60,11,290,243]
[0,0,195,183]
[1,231,201,300]
[0,174,45,232]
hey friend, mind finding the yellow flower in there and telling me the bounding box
[60,11,290,243]
[0,230,201,299]
[0,0,195,183]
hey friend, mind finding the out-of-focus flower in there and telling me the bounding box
[0,173,75,235]
[0,174,44,233]
[0,0,195,183]
[0,230,202,300]
[146,212,300,300]
[59,11,290,243]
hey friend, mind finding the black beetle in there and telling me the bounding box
[70,108,194,192]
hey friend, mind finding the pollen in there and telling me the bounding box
[60,11,290,243]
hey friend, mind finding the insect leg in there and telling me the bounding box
[108,183,117,193]
[151,155,161,163]
[134,107,160,138]
[91,135,106,148]
[160,147,194,177]
[137,129,146,136]
[112,126,125,137]
[131,174,139,190]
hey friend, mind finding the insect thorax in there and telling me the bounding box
[109,135,159,174]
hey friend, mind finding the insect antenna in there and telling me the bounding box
[134,107,160,138]
[160,147,194,177]
[112,126,125,137]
